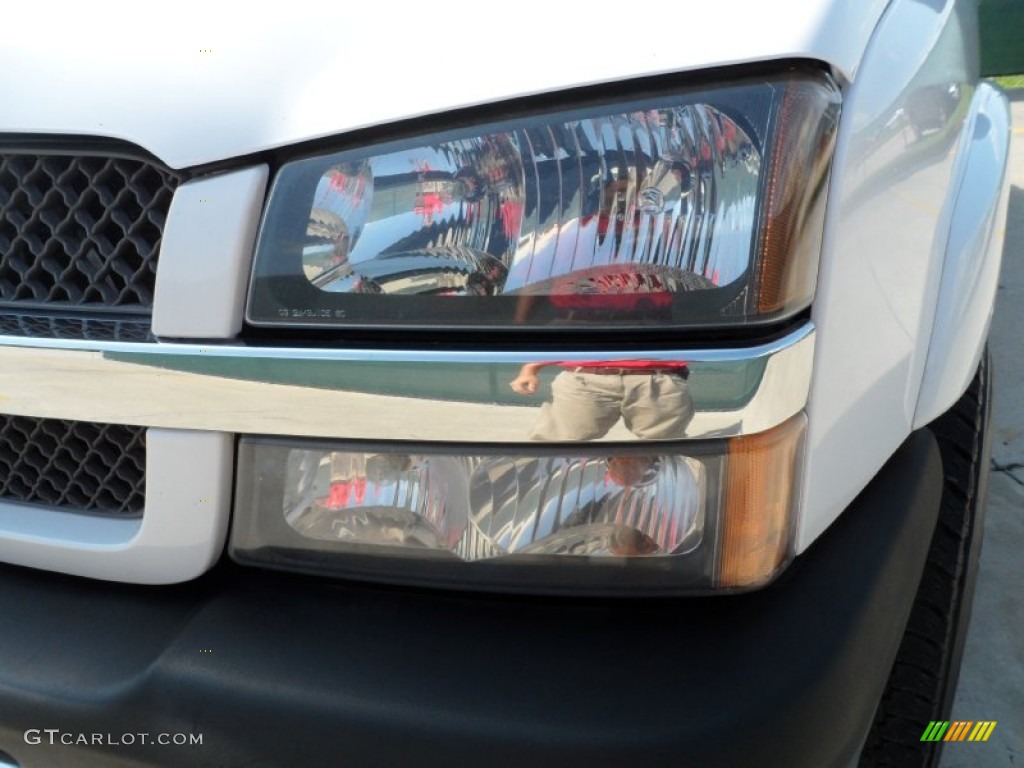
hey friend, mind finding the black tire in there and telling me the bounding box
[859,350,992,767]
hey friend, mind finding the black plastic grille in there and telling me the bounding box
[0,154,181,313]
[0,312,154,342]
[0,415,146,517]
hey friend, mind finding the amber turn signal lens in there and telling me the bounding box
[756,81,839,315]
[718,413,806,588]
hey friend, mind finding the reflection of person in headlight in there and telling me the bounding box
[510,359,694,441]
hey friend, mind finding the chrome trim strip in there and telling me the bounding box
[0,324,814,442]
[0,322,812,360]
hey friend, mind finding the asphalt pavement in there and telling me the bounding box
[939,91,1024,768]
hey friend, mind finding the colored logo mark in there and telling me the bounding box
[921,721,997,742]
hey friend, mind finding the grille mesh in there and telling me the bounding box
[0,415,146,517]
[0,313,153,342]
[0,154,181,313]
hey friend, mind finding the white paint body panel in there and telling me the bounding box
[1,1,886,169]
[153,165,269,338]
[799,0,990,550]
[914,83,1011,428]
[0,430,232,584]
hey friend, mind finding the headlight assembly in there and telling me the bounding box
[233,67,834,594]
[247,69,839,331]
[230,414,805,594]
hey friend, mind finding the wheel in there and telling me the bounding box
[859,350,992,767]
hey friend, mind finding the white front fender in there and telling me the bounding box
[914,82,1012,428]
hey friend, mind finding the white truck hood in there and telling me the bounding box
[2,1,887,169]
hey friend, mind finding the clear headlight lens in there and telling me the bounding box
[230,414,805,594]
[247,71,839,330]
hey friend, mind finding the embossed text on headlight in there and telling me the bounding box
[247,72,839,330]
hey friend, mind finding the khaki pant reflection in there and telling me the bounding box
[529,371,695,441]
